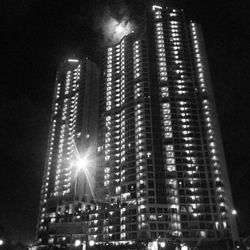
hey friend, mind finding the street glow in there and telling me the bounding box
[74,239,81,247]
[0,239,3,246]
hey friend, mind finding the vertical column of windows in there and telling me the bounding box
[63,94,73,195]
[135,104,147,233]
[157,12,181,237]
[120,110,126,237]
[68,92,79,147]
[133,41,143,101]
[178,100,202,229]
[191,23,206,93]
[158,19,180,233]
[104,48,113,180]
[170,19,181,64]
[44,119,56,192]
[161,102,172,139]
[120,207,126,240]
[135,102,147,233]
[165,177,181,236]
[54,64,81,196]
[133,41,147,232]
[54,124,66,195]
[169,19,184,67]
[46,119,56,181]
[121,42,125,106]
[169,19,186,93]
[106,48,113,111]
[104,115,111,187]
[105,44,122,241]
[155,22,168,81]
[133,41,141,79]
[191,23,228,231]
[56,83,61,99]
[120,41,125,165]
[155,17,173,141]
[54,93,69,195]
[53,102,59,115]
[73,65,81,86]
[164,141,180,236]
[154,10,162,19]
[134,82,143,100]
[119,41,125,237]
[170,9,178,17]
[170,15,202,235]
[113,44,122,202]
[38,118,57,228]
[63,91,79,195]
[65,71,71,95]
[120,113,125,166]
[104,48,112,191]
[135,103,146,205]
[202,99,228,230]
[120,43,125,224]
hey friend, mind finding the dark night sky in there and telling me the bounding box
[1,0,250,244]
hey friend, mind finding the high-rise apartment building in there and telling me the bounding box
[36,58,99,246]
[36,4,238,249]
[96,4,238,247]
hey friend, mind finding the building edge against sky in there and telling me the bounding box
[36,4,238,248]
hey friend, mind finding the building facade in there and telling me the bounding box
[96,4,238,246]
[36,4,238,249]
[36,58,99,246]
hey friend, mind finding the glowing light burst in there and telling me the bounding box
[115,23,124,33]
[71,140,96,200]
[103,17,134,45]
[75,156,89,172]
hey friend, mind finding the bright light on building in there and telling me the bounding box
[76,156,89,172]
[232,209,237,215]
[200,231,206,238]
[151,241,158,250]
[115,24,124,33]
[0,239,4,246]
[180,244,188,250]
[74,239,81,247]
[152,5,162,11]
[89,240,95,247]
[159,241,166,248]
[68,59,79,63]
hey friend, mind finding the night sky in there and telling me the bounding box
[1,0,249,244]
